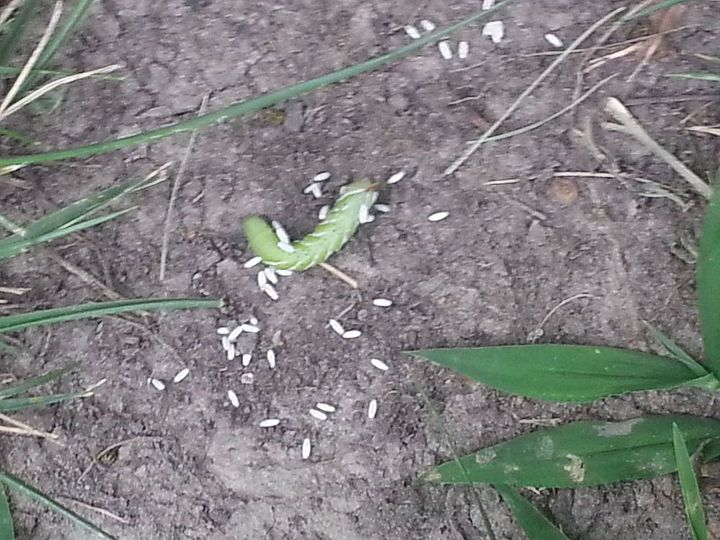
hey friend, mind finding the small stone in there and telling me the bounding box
[547,178,579,205]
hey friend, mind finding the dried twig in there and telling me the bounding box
[319,262,359,289]
[603,97,712,199]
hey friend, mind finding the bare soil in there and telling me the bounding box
[3,0,720,538]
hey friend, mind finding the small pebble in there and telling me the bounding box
[404,25,421,39]
[227,390,240,408]
[368,399,378,419]
[259,418,280,428]
[150,378,165,391]
[302,438,311,460]
[173,368,190,383]
[428,211,449,222]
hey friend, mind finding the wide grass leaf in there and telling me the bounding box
[0,298,221,333]
[0,1,511,168]
[698,184,720,372]
[0,484,13,540]
[409,345,708,402]
[495,485,569,540]
[0,471,114,539]
[673,423,708,540]
[422,415,720,488]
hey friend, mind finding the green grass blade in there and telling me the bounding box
[670,73,720,83]
[0,366,73,400]
[623,0,699,20]
[0,0,42,67]
[0,484,14,540]
[698,184,720,373]
[22,0,94,92]
[0,1,512,168]
[0,389,95,413]
[0,471,114,540]
[408,345,706,402]
[673,423,709,540]
[495,485,569,540]
[0,298,220,333]
[0,207,136,260]
[642,321,707,376]
[422,415,720,488]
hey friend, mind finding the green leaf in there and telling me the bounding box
[0,471,114,540]
[0,298,221,333]
[422,415,720,488]
[673,423,709,540]
[495,485,569,540]
[698,185,720,373]
[0,484,14,540]
[670,73,720,83]
[0,1,512,168]
[409,345,707,402]
[0,386,99,413]
[0,0,42,67]
[0,366,74,400]
[642,321,707,376]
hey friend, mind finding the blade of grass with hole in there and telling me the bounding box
[494,485,569,540]
[0,298,221,333]
[421,415,720,488]
[673,423,708,540]
[0,0,42,67]
[0,1,511,168]
[0,471,114,540]
[698,183,720,373]
[0,365,74,399]
[408,345,713,402]
[642,321,707,375]
[0,484,13,540]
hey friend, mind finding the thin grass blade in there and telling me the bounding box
[0,1,512,168]
[0,207,136,260]
[408,345,709,402]
[422,415,720,488]
[673,423,709,540]
[20,0,94,93]
[0,128,40,146]
[0,471,114,539]
[0,388,97,412]
[0,365,73,399]
[0,484,14,540]
[494,485,569,540]
[0,0,42,67]
[698,184,720,373]
[670,73,720,83]
[0,298,220,333]
[623,0,700,20]
[642,321,707,375]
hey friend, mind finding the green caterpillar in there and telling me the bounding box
[243,179,380,271]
